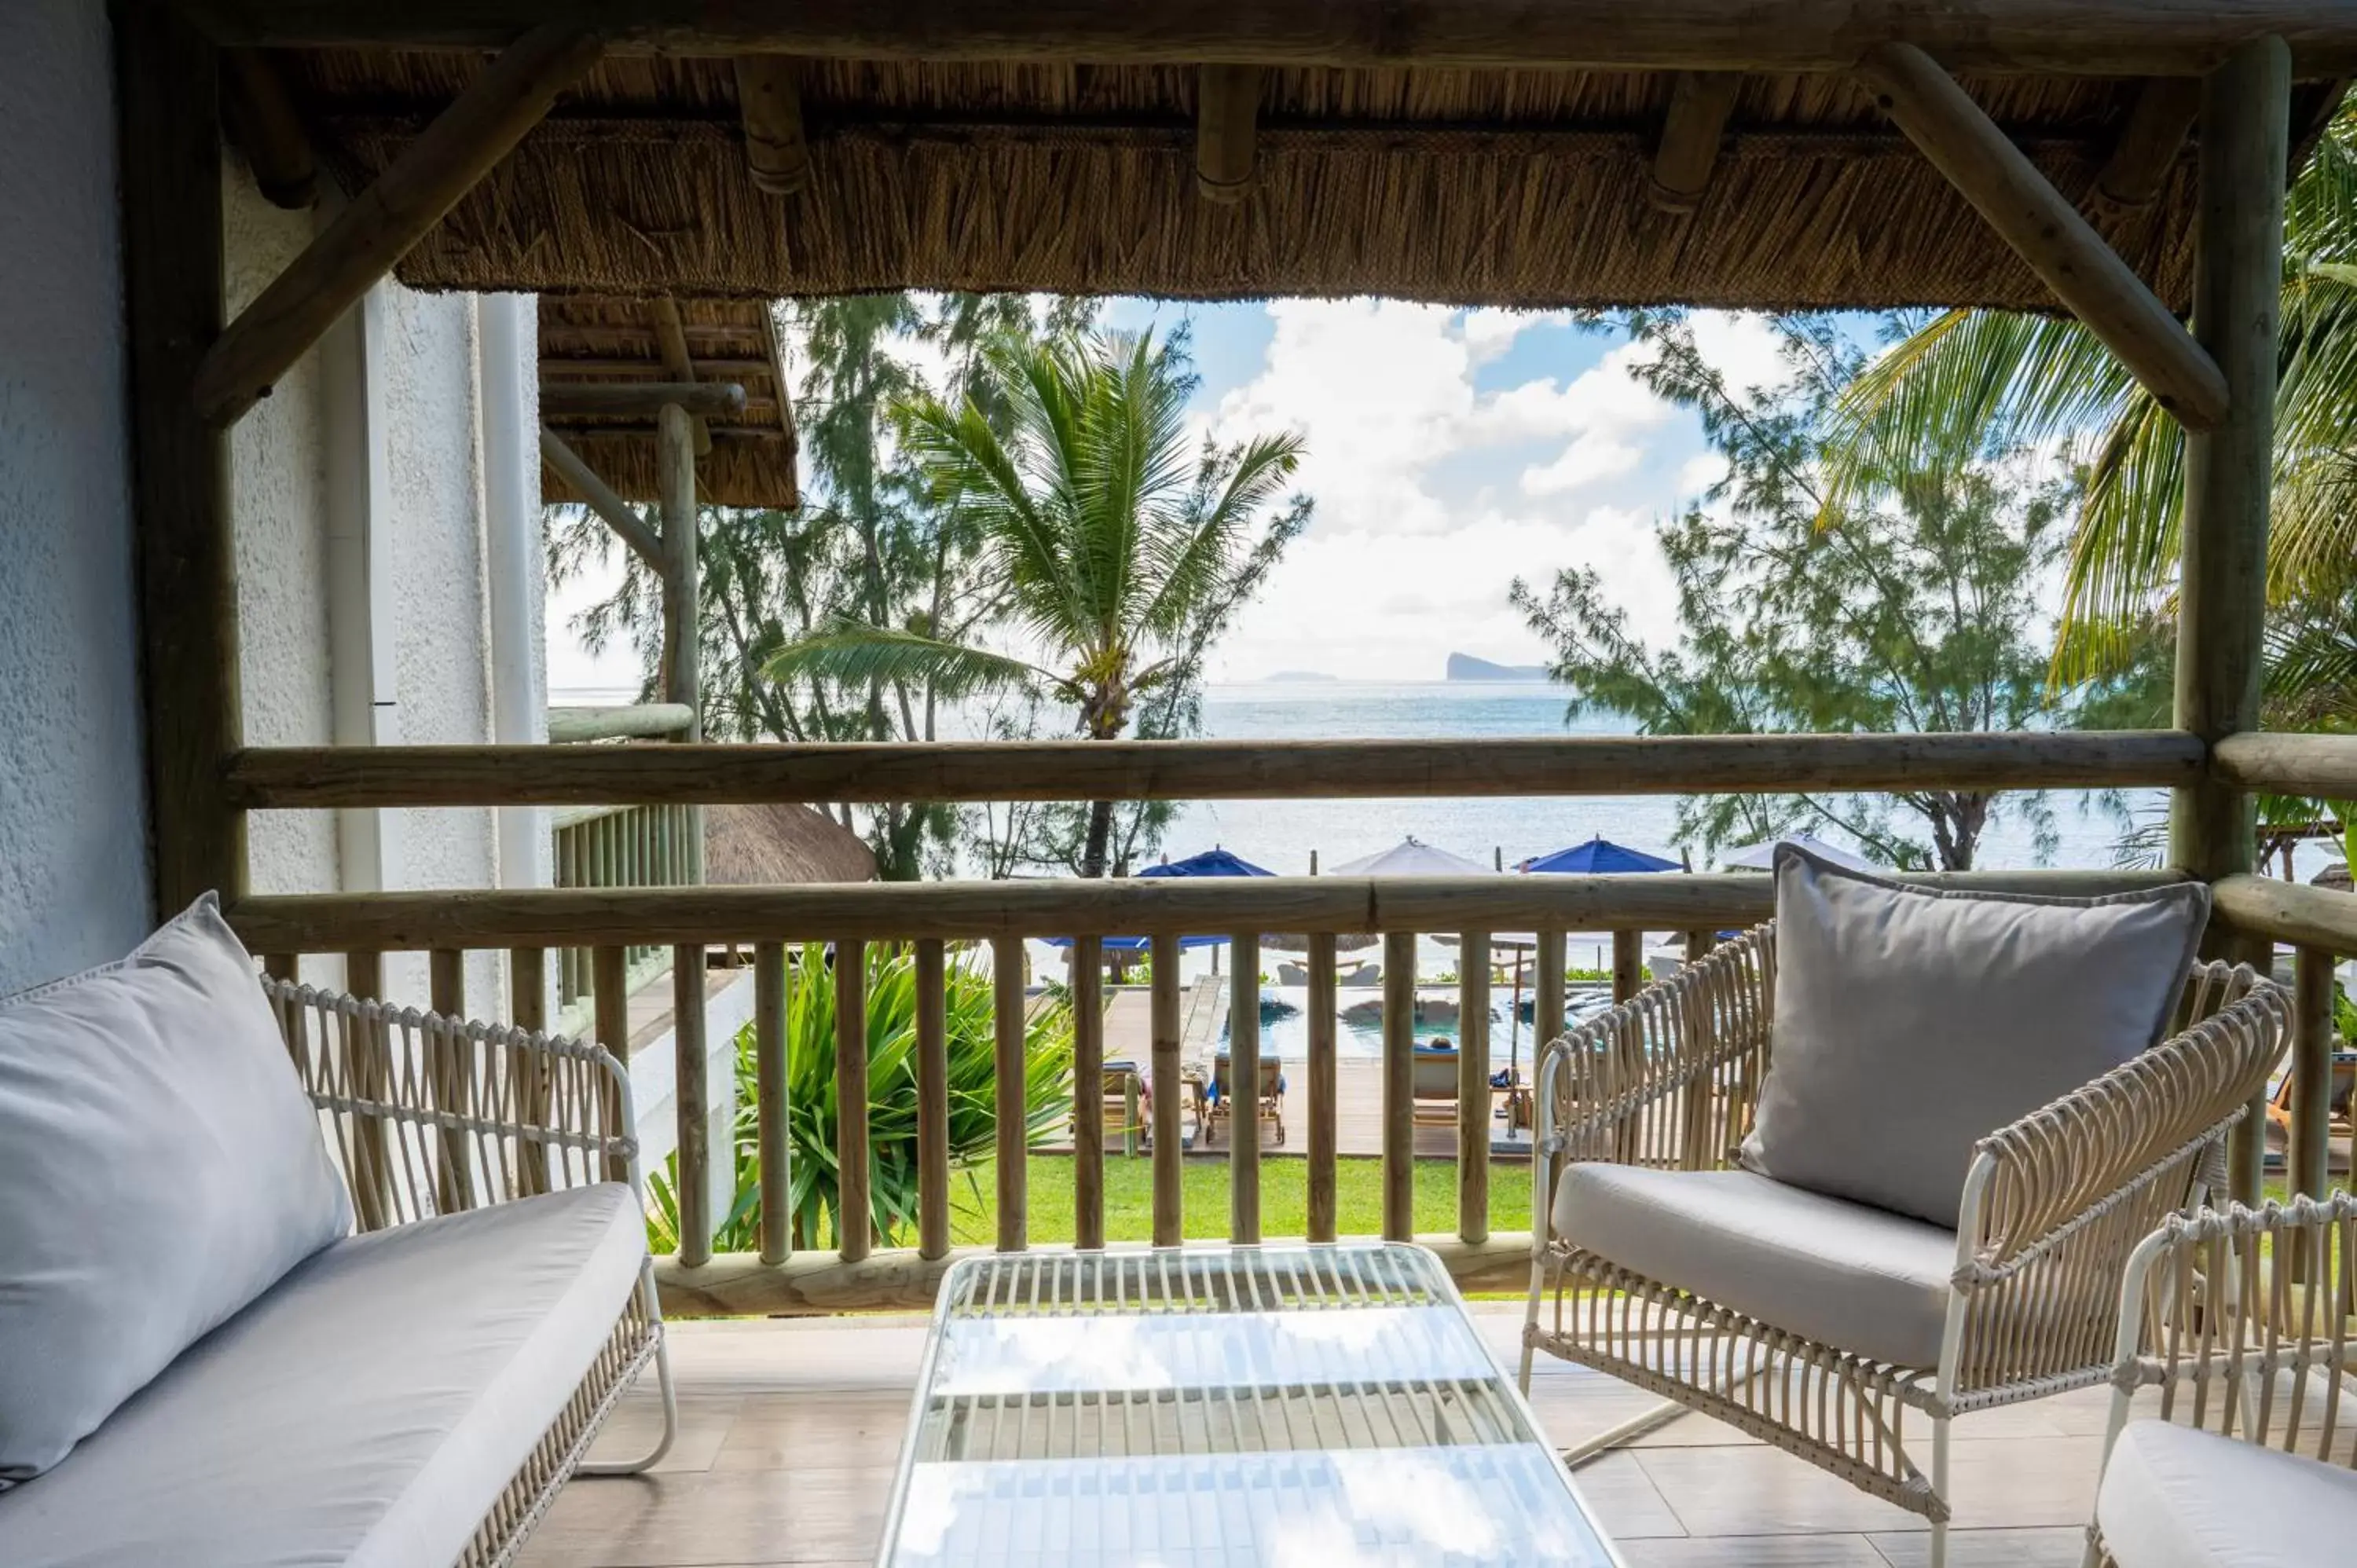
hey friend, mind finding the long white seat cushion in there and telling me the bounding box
[0,1182,646,1568]
[1552,1164,1958,1368]
[2098,1420,2357,1568]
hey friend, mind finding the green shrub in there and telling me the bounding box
[648,945,1071,1253]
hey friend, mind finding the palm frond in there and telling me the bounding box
[764,621,1055,702]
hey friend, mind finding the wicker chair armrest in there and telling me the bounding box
[1946,964,2289,1396]
[1538,923,1775,1169]
[264,976,640,1227]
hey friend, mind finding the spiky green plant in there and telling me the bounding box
[647,945,1071,1253]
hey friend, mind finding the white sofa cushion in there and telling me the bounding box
[2098,1419,2357,1568]
[1740,845,2209,1226]
[0,1182,647,1568]
[0,895,353,1484]
[1552,1164,1958,1368]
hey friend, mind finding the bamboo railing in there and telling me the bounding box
[233,727,2357,1316]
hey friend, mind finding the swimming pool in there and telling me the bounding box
[1217,984,1618,1061]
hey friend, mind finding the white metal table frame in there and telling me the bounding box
[877,1242,1625,1566]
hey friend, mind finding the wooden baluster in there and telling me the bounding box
[1534,929,1566,1235]
[993,936,1028,1253]
[510,946,550,1196]
[834,940,871,1262]
[1150,932,1183,1247]
[755,941,790,1265]
[1382,930,1417,1242]
[344,949,392,1230]
[2289,946,2336,1283]
[915,940,951,1262]
[556,823,581,1004]
[592,943,632,1183]
[1230,932,1262,1245]
[1612,927,1644,1003]
[1072,936,1105,1251]
[429,948,476,1212]
[673,942,711,1266]
[1306,933,1339,1244]
[1457,929,1490,1244]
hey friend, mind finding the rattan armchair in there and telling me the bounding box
[262,977,677,1567]
[1519,924,2289,1568]
[2088,1193,2357,1568]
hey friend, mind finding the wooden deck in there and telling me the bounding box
[524,1309,2112,1568]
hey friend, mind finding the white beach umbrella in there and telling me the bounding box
[1326,836,1494,877]
[1719,832,1876,873]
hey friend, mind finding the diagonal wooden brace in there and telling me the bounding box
[1858,42,2229,433]
[193,23,603,426]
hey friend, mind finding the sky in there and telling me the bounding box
[544,301,1801,694]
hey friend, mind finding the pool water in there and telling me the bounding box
[1218,984,1618,1061]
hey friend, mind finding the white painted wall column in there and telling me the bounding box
[477,292,551,900]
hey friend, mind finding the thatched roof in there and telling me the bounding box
[705,803,878,885]
[277,51,2342,313]
[540,295,800,510]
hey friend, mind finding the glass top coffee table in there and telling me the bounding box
[878,1243,1622,1566]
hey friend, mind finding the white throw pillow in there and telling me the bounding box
[0,895,352,1485]
[1739,846,2210,1227]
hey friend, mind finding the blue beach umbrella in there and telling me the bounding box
[1043,847,1276,952]
[1517,835,1681,875]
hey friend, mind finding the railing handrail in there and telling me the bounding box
[224,728,2205,809]
[224,867,2187,951]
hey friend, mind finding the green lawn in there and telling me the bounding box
[943,1152,1535,1247]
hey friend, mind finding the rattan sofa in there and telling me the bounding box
[0,977,675,1568]
[1519,924,2288,1568]
[2089,1192,2357,1568]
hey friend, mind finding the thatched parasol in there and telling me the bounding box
[704,803,876,885]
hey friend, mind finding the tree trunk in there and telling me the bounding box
[1080,797,1116,879]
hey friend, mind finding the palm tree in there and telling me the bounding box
[765,328,1309,877]
[1818,101,2357,707]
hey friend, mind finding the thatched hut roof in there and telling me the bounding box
[705,803,878,885]
[275,51,2343,313]
[540,295,800,510]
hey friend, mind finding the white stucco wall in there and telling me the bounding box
[0,0,152,994]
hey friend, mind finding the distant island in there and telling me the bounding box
[1446,652,1552,682]
[1266,669,1339,683]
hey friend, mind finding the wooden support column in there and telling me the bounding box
[119,0,246,916]
[1612,928,1645,1004]
[735,55,812,196]
[1195,64,1263,203]
[1858,42,2228,432]
[656,401,702,738]
[2178,36,2290,1206]
[652,299,713,456]
[540,427,663,569]
[2095,77,2201,214]
[1649,72,1741,213]
[194,24,603,425]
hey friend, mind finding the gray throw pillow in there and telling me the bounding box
[1739,846,2209,1227]
[0,895,352,1485]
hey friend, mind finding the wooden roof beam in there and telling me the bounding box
[1196,65,1263,203]
[1648,71,1742,214]
[1858,42,2230,431]
[735,55,812,195]
[181,1,2357,77]
[651,296,713,456]
[193,23,602,425]
[539,425,662,570]
[2095,76,2203,213]
[541,380,747,418]
[220,48,318,209]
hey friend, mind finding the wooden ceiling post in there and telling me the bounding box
[734,55,812,196]
[1196,64,1265,203]
[192,23,603,425]
[1649,72,1742,214]
[221,47,319,209]
[652,297,713,456]
[2095,77,2203,214]
[118,0,248,913]
[657,403,702,741]
[1859,42,2230,433]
